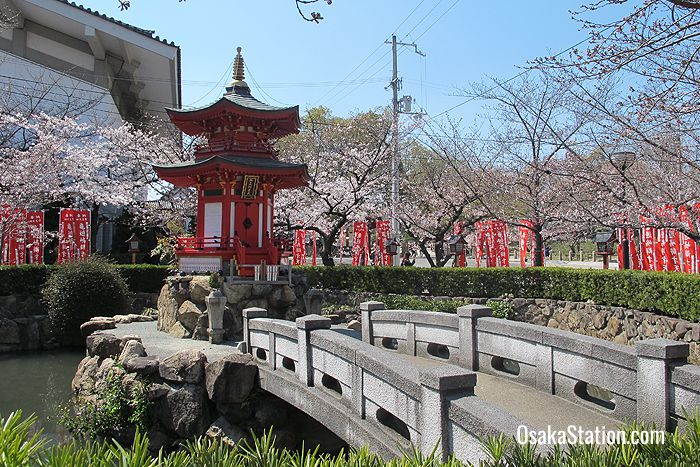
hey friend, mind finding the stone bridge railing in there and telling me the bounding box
[242,308,526,462]
[361,301,700,431]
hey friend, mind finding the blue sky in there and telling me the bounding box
[93,1,612,122]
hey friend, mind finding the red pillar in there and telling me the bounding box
[222,179,232,246]
[195,187,204,240]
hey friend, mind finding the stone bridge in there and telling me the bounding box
[243,302,700,463]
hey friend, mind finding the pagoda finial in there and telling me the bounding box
[225,46,250,95]
[233,47,245,81]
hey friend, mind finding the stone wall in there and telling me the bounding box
[0,292,159,353]
[0,293,56,352]
[321,290,700,364]
[72,333,346,453]
[157,274,311,341]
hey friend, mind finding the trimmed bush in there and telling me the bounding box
[300,266,700,322]
[43,257,130,346]
[115,264,170,293]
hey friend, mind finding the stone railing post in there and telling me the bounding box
[457,305,492,371]
[419,366,477,460]
[242,307,267,355]
[636,338,689,431]
[360,301,385,344]
[296,314,332,386]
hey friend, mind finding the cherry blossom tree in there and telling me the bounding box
[429,72,596,265]
[275,107,392,266]
[398,139,485,267]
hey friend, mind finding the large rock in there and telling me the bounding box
[192,313,209,341]
[80,319,116,338]
[155,384,210,438]
[157,284,179,333]
[177,301,203,332]
[159,349,207,384]
[72,355,100,394]
[123,356,160,375]
[119,340,146,363]
[268,286,297,308]
[87,334,122,359]
[168,321,191,339]
[223,283,252,305]
[205,353,257,406]
[189,277,213,304]
[0,319,21,345]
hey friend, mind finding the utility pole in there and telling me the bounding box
[385,34,424,265]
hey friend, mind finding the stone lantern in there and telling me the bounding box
[448,234,467,255]
[205,276,227,344]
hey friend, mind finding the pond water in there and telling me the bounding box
[0,349,85,442]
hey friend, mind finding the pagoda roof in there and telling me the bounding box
[153,155,309,189]
[166,89,300,138]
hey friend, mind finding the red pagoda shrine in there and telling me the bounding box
[153,48,308,276]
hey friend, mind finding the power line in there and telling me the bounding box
[314,0,430,107]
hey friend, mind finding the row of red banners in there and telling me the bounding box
[293,221,393,266]
[475,220,510,268]
[1,207,44,265]
[621,226,700,273]
[0,208,90,265]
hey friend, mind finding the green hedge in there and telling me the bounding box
[300,266,700,322]
[0,265,50,295]
[0,264,169,295]
[116,265,170,293]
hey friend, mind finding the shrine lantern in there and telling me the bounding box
[153,48,309,275]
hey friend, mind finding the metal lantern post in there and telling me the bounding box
[385,238,400,258]
[595,231,615,270]
[448,234,467,256]
[611,151,636,269]
[126,233,141,265]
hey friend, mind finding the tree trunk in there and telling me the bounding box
[533,225,544,267]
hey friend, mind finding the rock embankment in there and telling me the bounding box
[73,329,345,452]
[157,274,310,341]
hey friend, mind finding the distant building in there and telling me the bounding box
[0,0,181,253]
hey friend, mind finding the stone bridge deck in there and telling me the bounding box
[108,301,700,464]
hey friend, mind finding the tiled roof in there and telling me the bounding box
[154,155,307,171]
[56,0,178,46]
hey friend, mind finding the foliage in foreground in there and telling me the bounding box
[302,265,700,322]
[3,410,700,467]
[43,257,131,346]
[61,370,152,440]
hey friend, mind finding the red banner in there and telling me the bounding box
[352,222,369,266]
[58,209,91,264]
[453,222,466,267]
[375,220,392,266]
[1,207,26,265]
[26,211,44,265]
[292,229,306,265]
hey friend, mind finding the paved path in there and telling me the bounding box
[109,322,243,361]
[107,322,622,435]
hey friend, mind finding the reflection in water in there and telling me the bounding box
[0,349,84,443]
